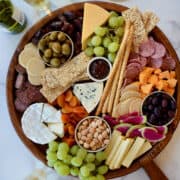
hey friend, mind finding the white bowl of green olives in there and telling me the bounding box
[38,31,74,68]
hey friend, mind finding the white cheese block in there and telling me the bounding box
[111,138,134,170]
[135,141,152,159]
[122,137,145,168]
[106,135,125,165]
[104,130,121,156]
[73,82,103,113]
[48,123,64,138]
[21,103,57,145]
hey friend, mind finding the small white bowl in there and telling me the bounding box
[75,116,111,153]
[87,57,112,82]
[141,91,177,127]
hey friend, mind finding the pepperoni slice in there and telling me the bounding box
[140,57,148,67]
[122,78,133,87]
[162,57,176,70]
[129,52,139,59]
[125,67,140,80]
[127,62,142,72]
[150,58,163,68]
[151,42,166,59]
[139,40,155,57]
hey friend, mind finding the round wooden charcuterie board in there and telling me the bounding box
[6,1,180,179]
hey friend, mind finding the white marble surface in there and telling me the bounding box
[1,0,180,179]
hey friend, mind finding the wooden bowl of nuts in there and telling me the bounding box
[75,116,111,152]
[38,31,74,68]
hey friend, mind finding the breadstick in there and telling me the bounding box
[112,25,134,117]
[107,24,132,114]
[95,21,131,115]
[102,94,110,114]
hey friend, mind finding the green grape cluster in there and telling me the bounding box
[46,141,109,180]
[85,11,125,63]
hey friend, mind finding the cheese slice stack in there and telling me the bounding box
[81,3,110,49]
[105,130,152,169]
[73,82,103,113]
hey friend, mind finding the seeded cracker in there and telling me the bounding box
[40,73,89,103]
[143,11,159,33]
[122,7,148,52]
[41,52,90,89]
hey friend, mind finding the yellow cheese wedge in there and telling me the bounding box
[135,141,152,159]
[106,135,125,165]
[104,130,120,156]
[122,137,145,168]
[110,138,134,170]
[81,3,110,50]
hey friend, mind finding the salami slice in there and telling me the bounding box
[125,67,140,80]
[151,42,166,59]
[127,62,142,72]
[139,57,148,67]
[128,58,141,65]
[122,78,133,87]
[139,40,155,57]
[129,52,139,59]
[150,58,163,68]
[162,57,176,70]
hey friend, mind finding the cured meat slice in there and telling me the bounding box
[139,40,155,57]
[127,62,142,72]
[151,42,166,59]
[150,58,163,68]
[15,64,26,74]
[122,78,133,87]
[15,73,25,89]
[128,58,141,65]
[14,98,29,112]
[129,52,139,59]
[125,67,140,80]
[161,57,176,70]
[139,57,148,67]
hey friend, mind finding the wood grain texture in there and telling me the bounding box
[6,1,180,179]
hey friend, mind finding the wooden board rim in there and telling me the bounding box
[6,1,180,178]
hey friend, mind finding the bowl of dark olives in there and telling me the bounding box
[142,91,177,127]
[38,31,74,68]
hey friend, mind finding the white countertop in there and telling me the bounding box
[1,0,180,179]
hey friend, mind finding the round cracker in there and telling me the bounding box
[27,57,45,76]
[120,90,141,102]
[121,82,140,94]
[18,43,40,68]
[28,74,41,86]
[129,98,143,113]
[114,98,132,117]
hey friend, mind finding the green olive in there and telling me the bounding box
[52,42,62,53]
[53,52,60,57]
[38,39,46,51]
[57,32,66,42]
[49,32,58,41]
[65,39,71,45]
[44,35,51,42]
[50,58,61,67]
[44,48,52,58]
[43,56,50,63]
[48,42,54,48]
[62,43,71,56]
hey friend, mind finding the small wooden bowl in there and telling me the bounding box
[6,1,180,179]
